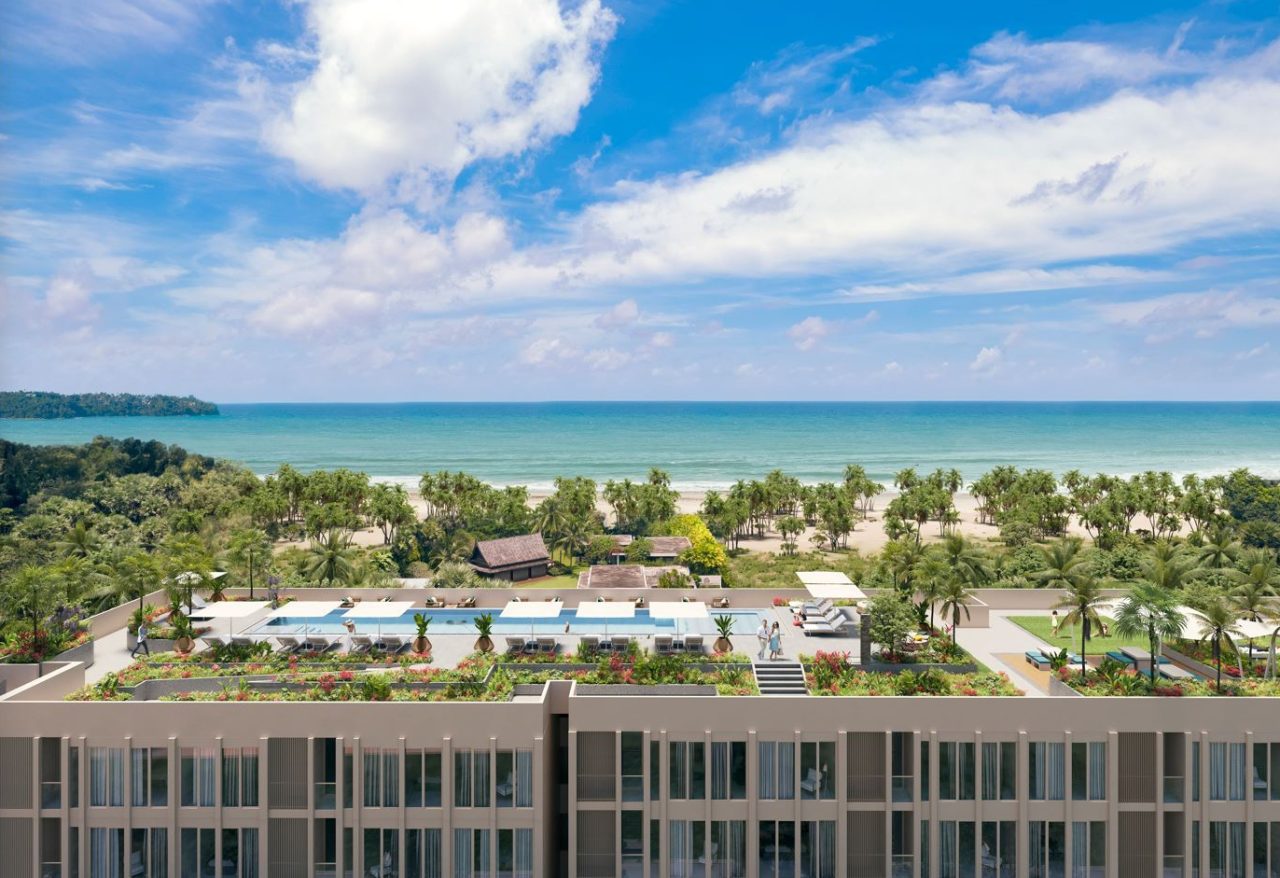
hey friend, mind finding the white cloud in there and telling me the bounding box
[840,265,1171,302]
[2,0,220,63]
[1236,342,1271,361]
[881,361,902,374]
[1096,291,1280,336]
[970,346,1003,372]
[263,0,617,199]
[788,316,830,350]
[649,331,675,348]
[595,298,640,329]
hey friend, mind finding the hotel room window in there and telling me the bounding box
[938,821,975,878]
[69,745,79,809]
[799,741,835,800]
[495,749,533,808]
[128,828,167,878]
[1192,742,1201,802]
[455,749,491,808]
[981,742,1016,801]
[1208,821,1247,878]
[180,827,215,878]
[1253,742,1279,800]
[758,741,795,800]
[1028,821,1066,878]
[363,749,400,808]
[1028,742,1065,801]
[670,821,706,878]
[498,828,533,878]
[405,828,442,878]
[891,732,914,802]
[621,732,644,802]
[669,741,705,800]
[711,741,746,800]
[799,821,836,878]
[980,820,1015,878]
[89,747,125,807]
[180,747,216,807]
[1071,742,1105,801]
[406,750,442,807]
[452,827,491,878]
[1209,743,1246,801]
[131,747,168,807]
[221,827,259,878]
[758,821,795,878]
[89,828,125,878]
[939,742,975,801]
[221,747,258,807]
[1071,821,1105,878]
[621,811,644,877]
[649,740,661,801]
[364,828,399,878]
[711,820,747,878]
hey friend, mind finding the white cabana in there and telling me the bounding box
[187,600,270,637]
[499,600,563,640]
[266,600,343,634]
[343,601,417,641]
[575,601,635,637]
[649,601,709,637]
[796,571,866,599]
[173,570,227,614]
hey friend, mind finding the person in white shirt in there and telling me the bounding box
[756,620,770,660]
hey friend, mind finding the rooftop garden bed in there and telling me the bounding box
[1008,615,1148,653]
[1058,659,1280,697]
[803,651,1022,696]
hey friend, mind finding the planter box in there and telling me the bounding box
[53,639,94,668]
[1049,676,1083,697]
[574,684,719,696]
[1162,646,1225,681]
[859,662,978,675]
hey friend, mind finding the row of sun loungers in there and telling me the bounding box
[1025,649,1081,669]
[802,606,851,636]
[654,635,704,653]
[504,636,561,655]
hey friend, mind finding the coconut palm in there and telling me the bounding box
[1053,575,1108,675]
[1141,552,1197,592]
[119,553,163,620]
[911,554,950,632]
[936,579,973,649]
[1230,550,1280,604]
[1033,538,1089,590]
[227,528,272,599]
[881,538,925,592]
[938,534,992,587]
[1188,594,1245,689]
[305,529,356,586]
[57,521,101,559]
[1112,582,1184,682]
[1195,527,1241,572]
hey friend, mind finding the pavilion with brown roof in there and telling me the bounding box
[606,534,692,563]
[469,533,551,582]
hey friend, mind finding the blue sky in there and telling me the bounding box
[2,0,1279,402]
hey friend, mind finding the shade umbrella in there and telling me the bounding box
[188,600,270,638]
[498,600,563,643]
[174,570,227,615]
[574,601,635,639]
[648,601,709,640]
[344,601,416,644]
[266,600,343,636]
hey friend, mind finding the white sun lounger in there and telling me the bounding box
[349,635,375,654]
[683,635,704,653]
[200,635,229,650]
[274,636,302,653]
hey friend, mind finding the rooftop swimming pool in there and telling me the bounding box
[253,608,768,636]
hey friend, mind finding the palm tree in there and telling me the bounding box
[1189,595,1245,689]
[119,553,163,620]
[1112,582,1184,681]
[1033,538,1089,590]
[882,538,924,593]
[305,529,356,586]
[227,528,273,599]
[1195,526,1240,572]
[939,534,992,587]
[1230,550,1280,606]
[1142,552,1197,592]
[937,579,973,648]
[58,521,100,559]
[1053,575,1108,675]
[911,554,950,631]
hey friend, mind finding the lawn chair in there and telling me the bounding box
[457,596,477,609]
[1025,650,1050,669]
[711,596,730,609]
[537,637,558,655]
[683,635,704,653]
[200,634,229,650]
[377,634,406,653]
[349,635,375,654]
[274,636,302,654]
[304,634,335,653]
[654,635,675,654]
[505,637,526,655]
[611,635,631,653]
[580,636,600,653]
[423,596,444,608]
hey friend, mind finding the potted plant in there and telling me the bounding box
[474,613,495,653]
[713,615,734,654]
[171,613,195,655]
[413,613,432,656]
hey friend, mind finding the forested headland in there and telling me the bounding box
[0,391,218,419]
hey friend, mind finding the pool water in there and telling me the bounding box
[254,608,767,636]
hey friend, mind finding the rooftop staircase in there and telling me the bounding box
[753,660,807,696]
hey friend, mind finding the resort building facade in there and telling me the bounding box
[2,678,1279,878]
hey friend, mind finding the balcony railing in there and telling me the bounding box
[1161,854,1183,877]
[40,781,61,810]
[891,855,914,878]
[1163,776,1184,803]
[576,774,616,802]
[621,775,644,802]
[39,864,61,878]
[891,775,913,802]
[314,862,338,878]
[315,782,337,810]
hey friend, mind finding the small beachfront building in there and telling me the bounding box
[469,533,551,582]
[606,534,692,563]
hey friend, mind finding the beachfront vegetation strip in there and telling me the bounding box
[804,651,1022,696]
[1059,659,1280,697]
[1,435,1278,669]
[0,391,218,419]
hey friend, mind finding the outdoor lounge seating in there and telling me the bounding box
[376,634,406,653]
[711,596,730,608]
[802,612,850,636]
[683,635,704,653]
[349,634,375,654]
[1159,664,1201,681]
[457,596,477,608]
[505,637,527,654]
[1025,650,1050,668]
[274,636,302,654]
[199,634,229,650]
[303,634,336,653]
[422,596,444,608]
[229,635,257,649]
[654,635,674,654]
[610,635,631,653]
[536,637,558,654]
[580,636,600,652]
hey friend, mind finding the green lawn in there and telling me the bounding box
[1008,615,1148,654]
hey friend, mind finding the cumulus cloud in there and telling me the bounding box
[595,298,640,329]
[787,316,830,350]
[263,0,618,199]
[970,346,1003,372]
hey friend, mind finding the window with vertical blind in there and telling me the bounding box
[131,748,167,807]
[89,828,124,878]
[938,821,975,878]
[179,747,215,807]
[1208,821,1247,878]
[711,821,746,878]
[670,821,706,878]
[980,821,1015,878]
[406,750,442,807]
[221,747,258,807]
[799,821,835,878]
[758,741,795,800]
[1209,743,1246,801]
[453,827,491,878]
[1254,743,1280,800]
[710,741,746,800]
[939,742,975,800]
[364,828,399,878]
[454,749,490,808]
[363,749,400,808]
[89,747,125,807]
[668,741,705,800]
[1071,742,1105,801]
[1029,742,1065,800]
[406,828,442,878]
[495,749,532,808]
[1028,821,1066,878]
[498,828,533,878]
[128,828,168,878]
[1070,821,1105,878]
[981,742,1016,800]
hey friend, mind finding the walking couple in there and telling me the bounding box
[756,619,782,661]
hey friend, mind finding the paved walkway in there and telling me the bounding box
[954,610,1056,698]
[86,627,142,684]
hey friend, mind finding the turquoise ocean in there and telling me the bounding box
[2,402,1279,491]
